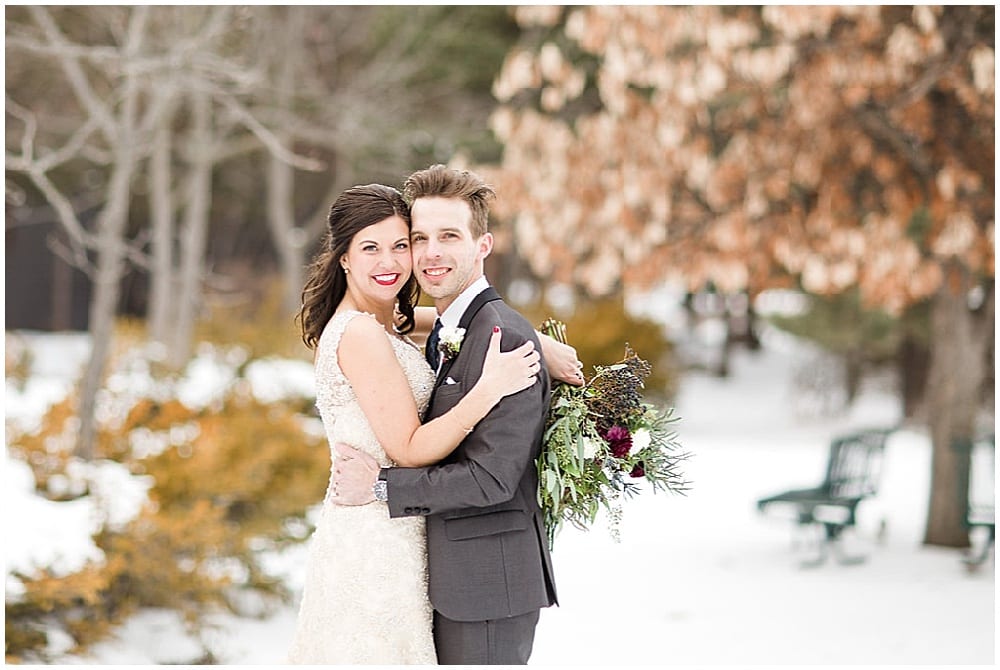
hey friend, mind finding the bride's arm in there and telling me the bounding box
[338,314,539,467]
[413,305,582,386]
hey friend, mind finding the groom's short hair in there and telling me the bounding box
[403,164,496,238]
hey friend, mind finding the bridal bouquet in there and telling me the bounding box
[536,319,690,549]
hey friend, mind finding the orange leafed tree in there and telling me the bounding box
[481,5,994,547]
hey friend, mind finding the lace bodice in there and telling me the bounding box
[314,310,435,472]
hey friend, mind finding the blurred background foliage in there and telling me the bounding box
[194,281,310,363]
[768,289,907,404]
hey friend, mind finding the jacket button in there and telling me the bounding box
[404,507,414,514]
[421,507,430,515]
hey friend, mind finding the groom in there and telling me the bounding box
[332,164,557,664]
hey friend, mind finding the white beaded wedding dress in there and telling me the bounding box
[287,310,437,664]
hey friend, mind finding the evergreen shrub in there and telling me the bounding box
[5,320,328,662]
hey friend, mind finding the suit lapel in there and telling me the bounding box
[433,286,502,392]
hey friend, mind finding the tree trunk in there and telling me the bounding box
[148,115,176,347]
[166,89,213,369]
[898,333,931,419]
[717,328,732,378]
[268,142,303,315]
[843,349,863,406]
[75,11,145,458]
[76,150,136,458]
[305,152,354,243]
[744,293,761,351]
[922,265,991,547]
[266,6,308,315]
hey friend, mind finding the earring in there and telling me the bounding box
[342,265,350,274]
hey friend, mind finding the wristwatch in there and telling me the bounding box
[372,468,388,502]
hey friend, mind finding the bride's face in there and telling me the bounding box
[341,215,412,305]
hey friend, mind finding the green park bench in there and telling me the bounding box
[960,433,994,572]
[756,427,896,567]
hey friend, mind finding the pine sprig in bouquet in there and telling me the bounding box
[537,319,690,549]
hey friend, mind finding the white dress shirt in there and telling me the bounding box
[433,275,491,375]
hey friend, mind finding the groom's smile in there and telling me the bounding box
[422,266,451,280]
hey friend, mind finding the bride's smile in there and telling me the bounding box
[372,272,402,287]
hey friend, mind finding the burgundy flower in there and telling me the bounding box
[602,425,632,459]
[630,461,645,478]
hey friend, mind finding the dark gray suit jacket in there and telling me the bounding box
[384,287,558,622]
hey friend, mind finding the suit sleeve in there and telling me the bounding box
[383,307,550,517]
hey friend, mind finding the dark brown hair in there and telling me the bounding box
[402,164,496,237]
[298,184,419,349]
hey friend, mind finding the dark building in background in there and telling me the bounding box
[6,219,92,332]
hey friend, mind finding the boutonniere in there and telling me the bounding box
[438,326,466,363]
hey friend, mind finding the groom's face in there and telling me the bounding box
[410,196,493,310]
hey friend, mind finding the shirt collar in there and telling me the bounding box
[439,275,491,329]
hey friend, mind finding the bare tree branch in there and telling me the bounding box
[8,96,103,173]
[27,6,118,140]
[214,92,326,171]
[47,234,96,278]
[856,103,934,184]
[5,34,123,63]
[888,10,978,111]
[17,167,94,266]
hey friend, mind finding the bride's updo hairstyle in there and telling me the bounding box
[298,184,419,349]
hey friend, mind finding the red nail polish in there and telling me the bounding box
[493,326,500,333]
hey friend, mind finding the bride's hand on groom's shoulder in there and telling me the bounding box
[479,327,542,402]
[331,443,379,506]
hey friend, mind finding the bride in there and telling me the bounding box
[287,183,579,663]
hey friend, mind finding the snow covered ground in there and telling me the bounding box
[5,327,995,666]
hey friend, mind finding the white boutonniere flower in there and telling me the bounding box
[438,326,466,362]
